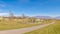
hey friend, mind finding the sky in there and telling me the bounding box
[0,0,60,17]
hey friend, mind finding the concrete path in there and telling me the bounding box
[0,22,55,34]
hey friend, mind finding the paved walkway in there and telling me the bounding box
[0,22,55,34]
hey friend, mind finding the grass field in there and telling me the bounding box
[0,18,42,30]
[0,20,41,30]
[0,18,53,30]
[24,20,60,34]
[0,23,41,30]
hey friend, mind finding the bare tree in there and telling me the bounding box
[9,11,14,23]
[30,17,36,23]
[21,13,26,19]
[2,16,5,22]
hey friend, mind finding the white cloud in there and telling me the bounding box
[0,13,9,16]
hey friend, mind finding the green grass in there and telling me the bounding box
[24,20,60,34]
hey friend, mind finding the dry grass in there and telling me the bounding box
[0,18,41,30]
[24,20,60,34]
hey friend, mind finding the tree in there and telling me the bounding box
[0,16,5,24]
[21,13,26,19]
[30,17,36,23]
[9,11,14,23]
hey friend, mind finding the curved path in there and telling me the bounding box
[0,22,55,34]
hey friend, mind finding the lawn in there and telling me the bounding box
[24,20,60,34]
